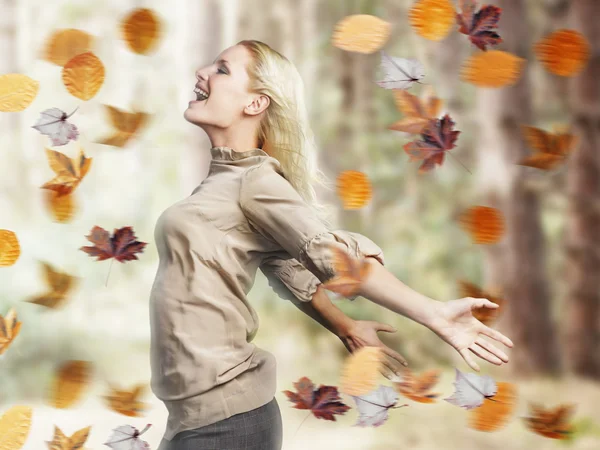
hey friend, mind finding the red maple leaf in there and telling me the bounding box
[80,225,147,286]
[282,376,350,421]
[456,0,503,51]
[403,114,461,173]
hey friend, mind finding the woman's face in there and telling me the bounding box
[184,45,259,129]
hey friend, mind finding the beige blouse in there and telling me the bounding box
[149,146,385,441]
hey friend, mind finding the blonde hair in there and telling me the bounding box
[237,39,336,229]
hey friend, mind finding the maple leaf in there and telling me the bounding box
[25,260,79,309]
[523,402,576,440]
[321,244,373,300]
[518,125,578,170]
[31,107,79,146]
[96,105,151,148]
[283,376,350,421]
[456,0,503,51]
[0,307,22,355]
[80,225,147,286]
[351,385,408,427]
[403,113,461,173]
[388,86,442,134]
[103,383,149,417]
[45,424,91,450]
[104,424,151,450]
[41,147,92,197]
[392,368,442,403]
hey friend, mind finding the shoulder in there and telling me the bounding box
[239,157,290,203]
[242,156,285,182]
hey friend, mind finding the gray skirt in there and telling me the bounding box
[158,396,283,450]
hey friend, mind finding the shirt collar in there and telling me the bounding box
[210,146,269,161]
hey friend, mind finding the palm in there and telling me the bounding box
[429,297,514,372]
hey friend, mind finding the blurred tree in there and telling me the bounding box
[476,0,560,376]
[564,0,600,378]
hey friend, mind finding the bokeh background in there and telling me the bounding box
[1,0,599,448]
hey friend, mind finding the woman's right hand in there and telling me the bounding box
[337,319,409,380]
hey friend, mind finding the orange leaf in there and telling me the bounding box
[458,205,504,244]
[389,87,443,134]
[409,0,455,41]
[457,280,504,325]
[47,360,93,409]
[331,14,391,54]
[393,368,441,403]
[518,125,578,170]
[468,382,517,431]
[461,50,525,87]
[120,8,163,55]
[104,383,149,417]
[0,307,22,355]
[25,261,79,309]
[321,244,373,298]
[62,52,105,101]
[336,170,372,210]
[96,105,151,148]
[42,28,95,66]
[0,230,20,267]
[45,190,76,223]
[522,402,576,439]
[534,29,590,77]
[339,346,384,396]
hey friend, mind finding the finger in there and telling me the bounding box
[475,337,509,363]
[459,348,480,372]
[471,297,498,309]
[381,357,403,377]
[469,343,503,366]
[380,345,409,367]
[478,325,514,348]
[379,362,397,381]
[376,323,398,333]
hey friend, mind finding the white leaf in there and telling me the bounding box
[31,107,79,146]
[104,424,152,450]
[352,384,399,427]
[375,51,425,90]
[444,367,497,410]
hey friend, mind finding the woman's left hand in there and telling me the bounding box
[428,297,514,372]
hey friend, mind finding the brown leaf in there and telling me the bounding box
[457,280,504,325]
[0,307,21,355]
[321,244,373,298]
[282,376,351,421]
[41,147,92,197]
[393,368,441,403]
[47,360,93,409]
[456,0,503,51]
[45,425,91,450]
[103,383,149,417]
[25,261,79,309]
[80,225,147,263]
[523,402,576,439]
[518,125,578,170]
[96,105,151,148]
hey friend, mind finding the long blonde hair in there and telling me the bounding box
[237,39,336,229]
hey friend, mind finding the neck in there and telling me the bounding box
[203,124,261,153]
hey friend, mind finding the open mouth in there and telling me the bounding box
[193,87,209,101]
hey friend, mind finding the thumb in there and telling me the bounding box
[376,323,397,333]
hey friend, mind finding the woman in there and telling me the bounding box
[151,40,513,450]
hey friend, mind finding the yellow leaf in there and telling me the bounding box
[461,50,525,87]
[0,74,39,112]
[0,230,20,267]
[25,261,79,309]
[336,170,372,209]
[120,8,163,55]
[96,105,151,148]
[331,14,391,54]
[41,147,92,196]
[62,52,105,101]
[42,28,95,67]
[46,424,91,450]
[0,307,22,355]
[409,0,455,41]
[339,346,384,396]
[47,360,93,409]
[0,405,32,450]
[103,383,149,417]
[45,190,76,223]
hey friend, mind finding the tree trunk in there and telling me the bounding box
[563,0,600,378]
[476,0,560,377]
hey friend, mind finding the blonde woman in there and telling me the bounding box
[152,40,513,450]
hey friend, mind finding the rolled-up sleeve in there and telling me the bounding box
[259,254,321,303]
[240,159,385,296]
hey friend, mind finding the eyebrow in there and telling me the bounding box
[212,58,230,68]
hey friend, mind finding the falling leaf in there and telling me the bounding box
[336,170,372,209]
[375,51,425,90]
[352,385,408,427]
[32,107,79,147]
[403,113,461,173]
[534,29,590,77]
[62,52,105,101]
[282,376,350,421]
[456,0,503,51]
[321,244,373,298]
[45,424,91,450]
[458,205,504,244]
[339,346,384,396]
[0,307,21,355]
[388,86,442,134]
[409,0,456,41]
[41,28,95,66]
[41,147,92,197]
[120,8,163,55]
[392,368,441,403]
[96,105,151,148]
[518,125,578,170]
[24,261,79,309]
[0,230,20,267]
[0,74,39,112]
[0,405,32,450]
[47,360,93,409]
[469,381,517,431]
[80,226,147,263]
[444,367,497,410]
[461,50,525,87]
[103,383,149,417]
[104,424,151,450]
[523,402,576,439]
[457,280,504,325]
[331,14,391,54]
[45,190,76,223]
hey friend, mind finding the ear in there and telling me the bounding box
[245,94,270,116]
